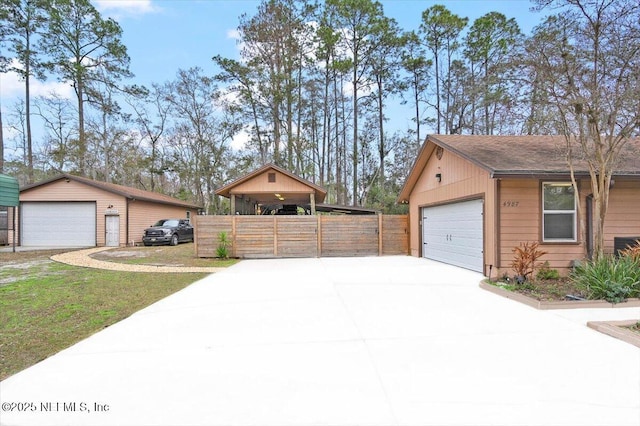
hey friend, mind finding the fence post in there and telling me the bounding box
[317,215,322,257]
[273,216,278,256]
[232,216,237,258]
[378,214,383,256]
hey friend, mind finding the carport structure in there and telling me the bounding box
[216,163,327,215]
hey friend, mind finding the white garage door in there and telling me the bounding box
[422,199,484,273]
[21,202,96,247]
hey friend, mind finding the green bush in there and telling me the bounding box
[537,261,560,280]
[571,255,640,303]
[216,232,229,259]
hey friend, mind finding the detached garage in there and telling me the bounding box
[17,174,202,247]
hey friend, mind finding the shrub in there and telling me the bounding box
[537,261,560,280]
[216,231,229,259]
[571,255,640,303]
[511,242,548,282]
[620,239,640,261]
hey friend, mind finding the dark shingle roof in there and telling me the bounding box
[20,173,202,209]
[398,135,640,203]
[429,135,640,177]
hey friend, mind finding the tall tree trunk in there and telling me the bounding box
[352,57,358,205]
[334,72,342,205]
[434,50,441,134]
[377,77,385,186]
[77,76,86,174]
[25,60,34,183]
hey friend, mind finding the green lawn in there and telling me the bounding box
[90,242,238,267]
[0,250,209,381]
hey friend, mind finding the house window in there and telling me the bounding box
[268,172,276,183]
[186,211,191,224]
[542,182,577,242]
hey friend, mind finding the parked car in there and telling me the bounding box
[142,219,193,246]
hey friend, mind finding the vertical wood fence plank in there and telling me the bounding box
[196,215,408,258]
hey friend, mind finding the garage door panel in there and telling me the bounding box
[22,202,96,247]
[422,199,483,273]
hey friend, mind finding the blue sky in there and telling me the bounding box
[1,0,544,151]
[114,0,542,88]
[2,0,544,99]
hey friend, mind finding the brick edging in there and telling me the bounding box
[479,281,640,310]
[587,320,640,348]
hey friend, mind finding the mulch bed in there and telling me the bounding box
[500,278,588,302]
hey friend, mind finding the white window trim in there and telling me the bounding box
[542,182,577,242]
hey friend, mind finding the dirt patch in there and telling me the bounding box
[0,252,67,287]
[0,259,52,270]
[495,278,588,302]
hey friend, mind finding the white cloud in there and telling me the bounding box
[226,29,241,41]
[231,129,249,151]
[93,0,158,16]
[0,64,75,101]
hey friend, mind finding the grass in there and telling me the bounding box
[627,322,640,335]
[91,242,238,268]
[0,248,210,381]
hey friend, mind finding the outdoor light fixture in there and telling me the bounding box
[435,173,442,182]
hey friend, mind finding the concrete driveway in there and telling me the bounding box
[1,256,639,426]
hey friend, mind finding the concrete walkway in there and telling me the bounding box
[1,256,639,426]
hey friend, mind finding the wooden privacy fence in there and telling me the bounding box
[195,215,408,258]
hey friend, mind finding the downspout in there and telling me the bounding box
[495,178,501,271]
[586,194,593,260]
[126,198,130,247]
[12,206,16,252]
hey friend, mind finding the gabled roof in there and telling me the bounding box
[398,134,640,203]
[20,173,202,209]
[216,163,327,204]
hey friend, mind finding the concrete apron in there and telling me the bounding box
[1,256,639,426]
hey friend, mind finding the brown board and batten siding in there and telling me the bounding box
[231,169,314,196]
[195,215,408,258]
[602,180,640,253]
[405,145,497,272]
[498,179,587,272]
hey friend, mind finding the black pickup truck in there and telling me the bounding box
[142,219,194,246]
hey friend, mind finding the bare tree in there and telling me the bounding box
[40,0,131,175]
[1,0,47,182]
[531,0,640,258]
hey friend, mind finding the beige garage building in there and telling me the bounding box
[17,174,201,247]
